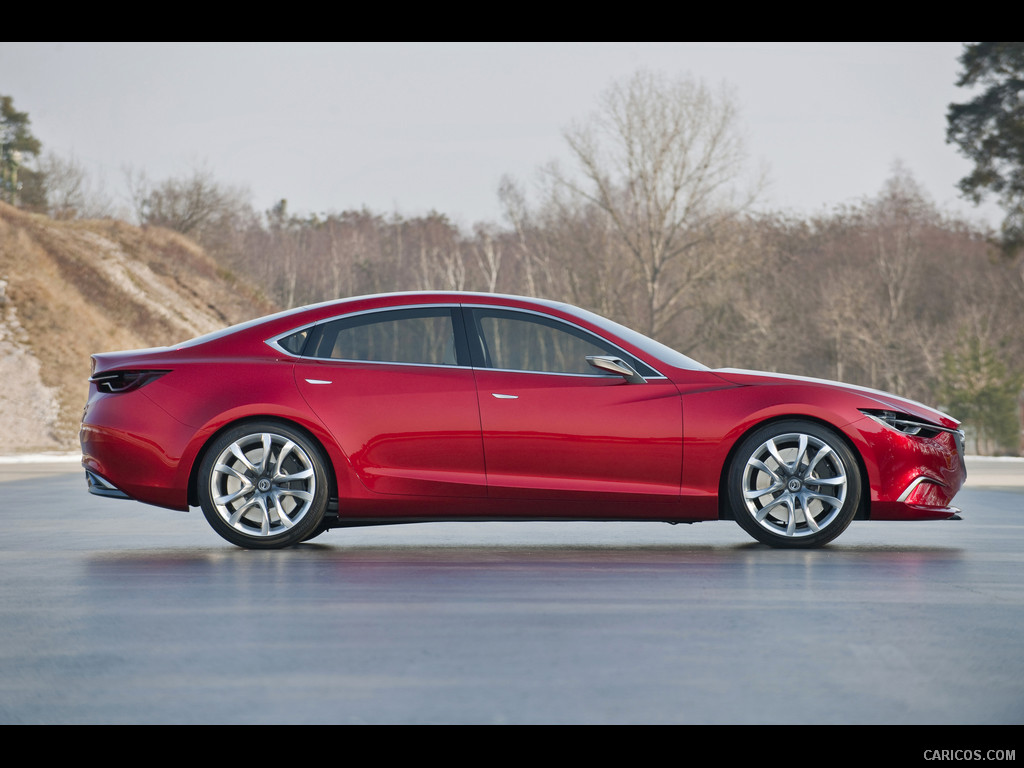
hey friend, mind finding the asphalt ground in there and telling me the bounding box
[1,453,1021,728]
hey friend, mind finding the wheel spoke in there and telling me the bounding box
[805,475,846,487]
[257,433,273,475]
[275,440,297,470]
[275,488,313,503]
[749,458,781,482]
[791,434,809,474]
[766,438,787,469]
[270,494,296,529]
[803,491,842,508]
[215,462,250,484]
[785,497,798,535]
[801,502,821,532]
[804,444,833,477]
[229,495,260,525]
[756,494,790,521]
[255,495,271,536]
[214,485,251,506]
[228,443,257,472]
[275,467,313,483]
[745,483,782,500]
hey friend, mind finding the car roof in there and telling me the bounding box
[174,291,710,372]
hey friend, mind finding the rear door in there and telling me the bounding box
[293,306,486,497]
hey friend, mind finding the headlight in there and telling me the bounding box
[860,409,943,438]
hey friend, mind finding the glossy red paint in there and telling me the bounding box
[80,291,967,549]
[473,368,682,500]
[294,360,485,497]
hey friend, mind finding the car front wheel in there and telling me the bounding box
[727,420,861,548]
[198,421,329,549]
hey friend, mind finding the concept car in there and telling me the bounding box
[81,292,966,549]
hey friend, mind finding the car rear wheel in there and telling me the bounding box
[727,420,861,548]
[198,422,329,549]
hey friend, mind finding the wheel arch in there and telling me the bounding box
[186,415,339,509]
[716,414,870,521]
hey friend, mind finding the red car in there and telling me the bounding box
[81,292,966,549]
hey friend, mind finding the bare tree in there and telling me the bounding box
[407,213,467,291]
[499,175,556,300]
[471,223,503,293]
[545,71,761,338]
[38,152,112,220]
[126,164,251,240]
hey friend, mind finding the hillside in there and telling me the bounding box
[0,202,278,453]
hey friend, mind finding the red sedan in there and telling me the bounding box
[80,292,966,549]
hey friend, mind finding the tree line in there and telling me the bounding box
[3,51,1023,455]
[196,165,1020,455]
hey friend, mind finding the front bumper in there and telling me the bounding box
[849,416,967,521]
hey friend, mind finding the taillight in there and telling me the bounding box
[90,370,169,394]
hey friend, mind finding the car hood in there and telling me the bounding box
[712,368,960,429]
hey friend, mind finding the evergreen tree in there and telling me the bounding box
[0,95,45,208]
[946,43,1024,253]
[939,334,1023,455]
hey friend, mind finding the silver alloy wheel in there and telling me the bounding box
[209,431,317,538]
[740,431,848,538]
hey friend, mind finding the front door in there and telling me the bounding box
[467,307,682,502]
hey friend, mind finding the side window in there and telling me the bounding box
[305,307,460,365]
[276,328,309,355]
[473,309,650,376]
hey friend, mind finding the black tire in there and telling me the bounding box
[300,523,331,542]
[727,420,861,548]
[198,421,329,549]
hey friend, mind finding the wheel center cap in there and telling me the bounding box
[787,478,802,492]
[257,478,272,492]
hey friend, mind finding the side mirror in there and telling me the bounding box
[586,355,647,384]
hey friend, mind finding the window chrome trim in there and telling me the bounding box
[265,321,316,357]
[474,366,653,380]
[265,301,670,379]
[301,358,474,371]
[462,303,668,380]
[264,303,464,364]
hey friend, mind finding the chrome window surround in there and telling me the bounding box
[464,304,666,380]
[265,303,668,379]
[265,304,459,363]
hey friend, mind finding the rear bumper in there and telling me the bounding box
[80,389,195,511]
[84,469,131,499]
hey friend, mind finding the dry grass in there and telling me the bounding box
[0,202,277,451]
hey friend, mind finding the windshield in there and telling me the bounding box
[554,302,710,372]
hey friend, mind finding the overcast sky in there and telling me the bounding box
[0,41,1003,229]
